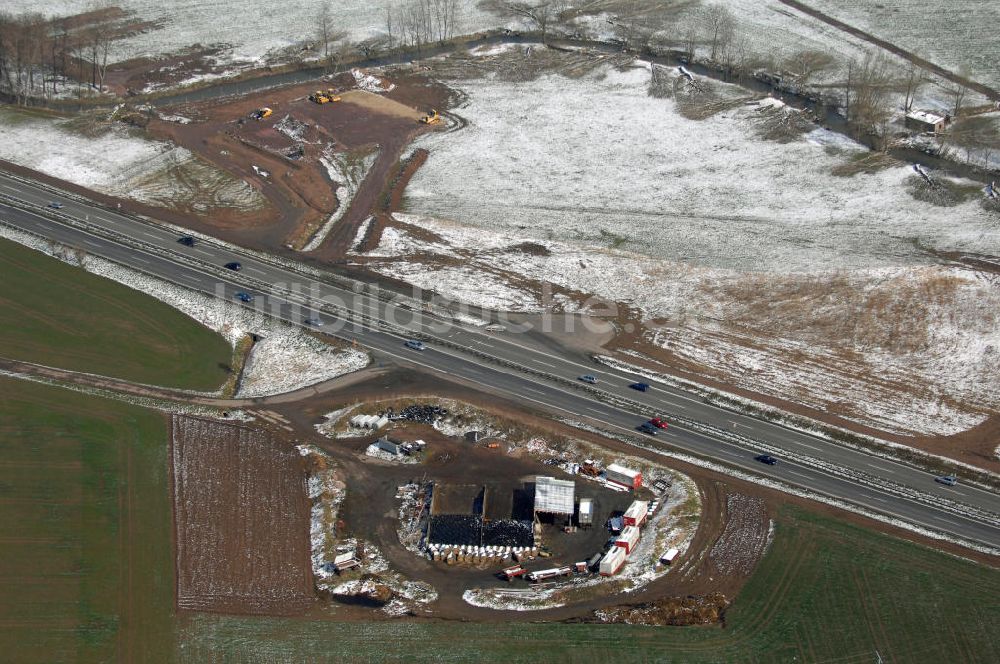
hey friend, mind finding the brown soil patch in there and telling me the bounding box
[340,90,425,121]
[589,592,731,626]
[130,72,451,259]
[170,414,315,616]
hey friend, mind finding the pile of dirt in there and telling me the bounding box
[591,593,731,626]
[505,241,551,257]
[330,574,395,607]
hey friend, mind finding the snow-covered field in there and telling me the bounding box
[365,212,1000,436]
[0,224,369,398]
[0,108,263,212]
[8,0,497,67]
[406,64,997,272]
[801,0,1000,90]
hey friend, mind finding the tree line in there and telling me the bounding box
[0,4,121,104]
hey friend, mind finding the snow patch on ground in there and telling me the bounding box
[406,63,999,272]
[352,68,396,93]
[303,147,379,251]
[364,210,1000,438]
[0,108,263,212]
[238,337,368,398]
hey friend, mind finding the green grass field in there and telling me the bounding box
[0,376,175,663]
[0,236,231,390]
[179,505,1000,663]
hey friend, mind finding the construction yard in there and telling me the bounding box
[2,2,1000,660]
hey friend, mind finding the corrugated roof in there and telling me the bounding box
[534,476,575,514]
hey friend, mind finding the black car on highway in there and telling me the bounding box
[178,236,196,246]
[637,422,658,435]
[629,382,650,392]
[755,454,778,465]
[224,262,242,271]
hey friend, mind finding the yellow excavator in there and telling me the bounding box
[420,109,441,125]
[251,107,273,120]
[309,89,342,104]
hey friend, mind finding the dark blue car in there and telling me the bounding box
[235,291,253,303]
[629,382,650,392]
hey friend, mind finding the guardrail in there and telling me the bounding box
[2,189,997,530]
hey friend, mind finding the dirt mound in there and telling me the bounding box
[592,593,731,626]
[505,241,552,257]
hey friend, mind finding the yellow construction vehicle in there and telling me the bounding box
[420,109,441,125]
[251,107,273,120]
[310,89,342,104]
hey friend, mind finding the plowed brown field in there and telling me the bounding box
[171,415,315,615]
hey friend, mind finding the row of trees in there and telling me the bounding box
[0,5,119,104]
[314,0,464,70]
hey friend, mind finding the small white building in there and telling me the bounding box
[660,548,680,565]
[905,109,948,134]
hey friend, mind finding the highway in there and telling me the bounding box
[1,169,999,551]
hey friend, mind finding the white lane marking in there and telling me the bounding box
[133,256,150,265]
[245,266,267,276]
[81,239,101,248]
[794,441,823,452]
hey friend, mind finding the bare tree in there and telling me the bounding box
[946,77,969,118]
[479,1,559,44]
[844,50,894,149]
[682,22,698,62]
[0,11,50,103]
[81,1,116,92]
[948,116,1000,171]
[315,4,345,72]
[901,64,926,112]
[705,3,734,62]
[384,4,395,49]
[783,50,835,88]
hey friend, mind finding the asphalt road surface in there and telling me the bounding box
[1,170,998,551]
